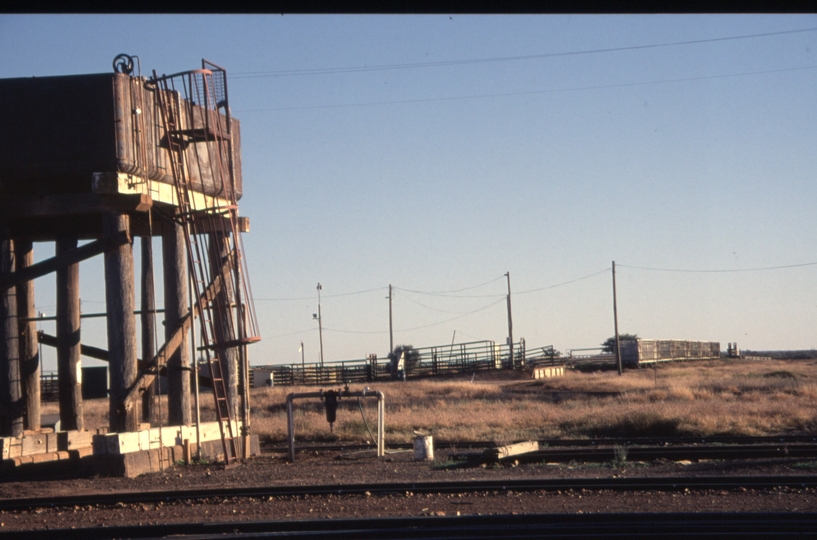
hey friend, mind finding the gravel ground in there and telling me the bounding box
[1,449,817,532]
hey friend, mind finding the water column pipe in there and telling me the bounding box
[286,387,385,463]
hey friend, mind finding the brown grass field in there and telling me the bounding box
[44,357,817,445]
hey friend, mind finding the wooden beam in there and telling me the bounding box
[104,213,138,433]
[484,441,540,461]
[14,240,39,432]
[56,237,83,431]
[123,314,190,408]
[163,219,191,426]
[37,332,146,370]
[0,230,130,293]
[0,194,152,220]
[0,233,23,437]
[140,237,157,425]
[122,251,234,409]
[194,215,250,234]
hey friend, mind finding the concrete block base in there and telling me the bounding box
[84,434,260,478]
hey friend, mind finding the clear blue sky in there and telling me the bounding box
[2,14,816,370]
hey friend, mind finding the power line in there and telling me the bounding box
[617,261,817,273]
[267,327,316,339]
[393,297,507,333]
[323,326,388,335]
[516,268,612,294]
[232,27,817,80]
[321,297,507,335]
[397,291,483,314]
[234,64,817,113]
[393,275,505,296]
[254,285,387,302]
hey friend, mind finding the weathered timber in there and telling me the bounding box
[163,219,191,426]
[103,213,139,433]
[121,317,189,410]
[0,193,151,220]
[0,230,130,293]
[0,232,23,437]
[14,240,40,431]
[37,332,146,369]
[122,251,232,409]
[209,232,239,420]
[140,237,157,425]
[484,441,540,461]
[56,237,84,431]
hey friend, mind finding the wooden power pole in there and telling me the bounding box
[612,261,622,376]
[505,272,513,368]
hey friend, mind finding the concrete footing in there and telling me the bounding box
[1,425,260,479]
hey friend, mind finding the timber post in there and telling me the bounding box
[0,232,23,437]
[15,239,40,431]
[209,231,239,420]
[56,237,84,431]
[140,236,157,425]
[163,218,191,426]
[104,212,139,433]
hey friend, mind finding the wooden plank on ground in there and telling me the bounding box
[484,441,540,461]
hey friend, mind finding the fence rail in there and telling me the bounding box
[40,371,59,401]
[255,340,564,387]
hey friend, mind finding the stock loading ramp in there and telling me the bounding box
[0,55,260,476]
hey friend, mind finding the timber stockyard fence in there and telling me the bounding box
[253,340,562,387]
[37,339,730,395]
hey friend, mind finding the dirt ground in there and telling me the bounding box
[1,449,817,532]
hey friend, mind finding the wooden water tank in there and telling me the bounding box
[0,72,242,200]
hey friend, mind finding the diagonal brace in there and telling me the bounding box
[123,250,235,408]
[0,230,130,292]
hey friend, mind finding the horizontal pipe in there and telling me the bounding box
[287,389,385,462]
[21,309,165,322]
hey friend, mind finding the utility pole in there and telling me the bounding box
[388,284,393,354]
[314,283,324,367]
[612,261,622,376]
[505,271,513,368]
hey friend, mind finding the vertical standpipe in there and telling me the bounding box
[287,388,385,462]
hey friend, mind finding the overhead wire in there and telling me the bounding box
[393,274,505,295]
[254,285,387,302]
[235,65,817,113]
[391,297,507,333]
[268,327,318,339]
[261,258,816,344]
[232,27,817,80]
[320,297,507,335]
[617,261,817,273]
[516,268,611,294]
[396,291,481,314]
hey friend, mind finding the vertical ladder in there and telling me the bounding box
[151,65,260,466]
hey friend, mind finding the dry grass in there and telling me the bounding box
[44,358,817,445]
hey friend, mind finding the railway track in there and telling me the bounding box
[1,475,816,511]
[1,512,816,539]
[265,436,817,466]
[263,433,817,454]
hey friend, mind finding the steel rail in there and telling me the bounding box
[1,475,816,512]
[262,433,817,454]
[1,512,817,539]
[449,443,817,465]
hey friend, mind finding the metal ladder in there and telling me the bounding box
[151,62,260,466]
